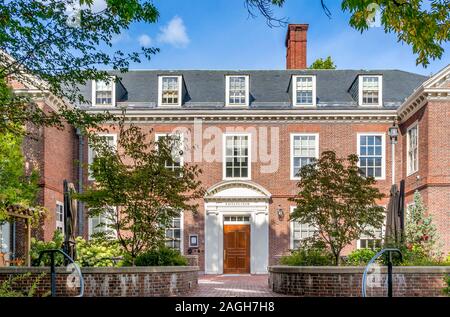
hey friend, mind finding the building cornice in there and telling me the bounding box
[85,108,398,124]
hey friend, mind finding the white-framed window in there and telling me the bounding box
[292,75,316,106]
[0,222,10,254]
[357,226,383,249]
[357,133,386,180]
[165,213,183,253]
[56,201,64,234]
[92,78,115,106]
[223,215,251,224]
[407,122,419,175]
[155,133,184,172]
[290,133,319,180]
[88,207,116,239]
[223,133,251,180]
[358,75,383,106]
[290,207,317,249]
[88,134,117,181]
[158,76,182,106]
[225,75,249,106]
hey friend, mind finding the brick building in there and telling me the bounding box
[1,24,449,273]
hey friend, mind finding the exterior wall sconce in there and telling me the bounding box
[277,205,284,220]
[388,121,399,185]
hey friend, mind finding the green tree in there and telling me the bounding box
[246,0,450,66]
[405,190,440,258]
[0,128,42,221]
[290,151,385,265]
[76,119,204,264]
[309,56,336,69]
[0,0,160,135]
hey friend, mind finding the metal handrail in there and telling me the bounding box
[37,249,84,297]
[362,248,402,297]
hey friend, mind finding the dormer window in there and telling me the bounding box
[226,75,249,106]
[158,76,182,106]
[292,75,316,106]
[359,75,382,106]
[92,78,115,106]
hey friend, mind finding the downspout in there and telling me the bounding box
[76,128,84,236]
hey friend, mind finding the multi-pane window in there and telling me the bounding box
[0,222,10,254]
[224,135,250,179]
[291,134,318,179]
[407,124,418,175]
[156,134,183,172]
[94,80,113,106]
[358,134,384,179]
[88,135,116,180]
[160,76,181,105]
[56,202,64,233]
[361,76,381,105]
[358,226,383,249]
[165,217,182,252]
[88,208,116,239]
[224,216,251,222]
[291,221,317,249]
[227,76,248,105]
[295,76,314,105]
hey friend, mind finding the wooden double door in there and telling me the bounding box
[223,224,250,274]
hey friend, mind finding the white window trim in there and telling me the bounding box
[406,121,419,176]
[222,133,252,181]
[357,205,386,249]
[289,206,319,249]
[55,201,64,234]
[223,214,252,225]
[290,133,320,180]
[225,75,250,107]
[356,132,386,180]
[155,133,185,167]
[88,133,117,181]
[88,207,118,239]
[358,75,383,107]
[91,77,116,107]
[292,75,317,107]
[165,212,184,254]
[158,75,183,107]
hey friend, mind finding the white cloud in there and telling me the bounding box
[90,0,107,13]
[157,16,190,48]
[111,31,131,44]
[138,34,152,47]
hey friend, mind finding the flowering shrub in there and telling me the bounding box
[75,237,123,267]
[345,249,378,266]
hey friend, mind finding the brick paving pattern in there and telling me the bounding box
[187,274,290,297]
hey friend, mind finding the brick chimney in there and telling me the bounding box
[285,24,309,69]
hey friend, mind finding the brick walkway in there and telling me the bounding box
[187,274,290,297]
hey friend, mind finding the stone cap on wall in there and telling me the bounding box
[268,265,450,274]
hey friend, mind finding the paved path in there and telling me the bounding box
[187,274,289,297]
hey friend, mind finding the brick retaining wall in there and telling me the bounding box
[269,266,450,297]
[0,266,199,297]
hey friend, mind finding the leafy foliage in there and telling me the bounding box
[0,272,48,297]
[0,0,160,136]
[290,151,385,265]
[0,129,43,222]
[76,118,204,264]
[309,56,336,69]
[30,230,65,266]
[405,190,440,259]
[280,241,333,266]
[75,236,123,267]
[345,248,377,266]
[133,247,188,266]
[444,274,450,296]
[246,0,449,66]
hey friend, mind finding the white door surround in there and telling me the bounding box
[204,180,270,275]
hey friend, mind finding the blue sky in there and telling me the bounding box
[102,0,449,75]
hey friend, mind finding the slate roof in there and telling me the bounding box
[78,69,428,110]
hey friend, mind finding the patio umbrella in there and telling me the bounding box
[63,180,78,261]
[385,184,402,245]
